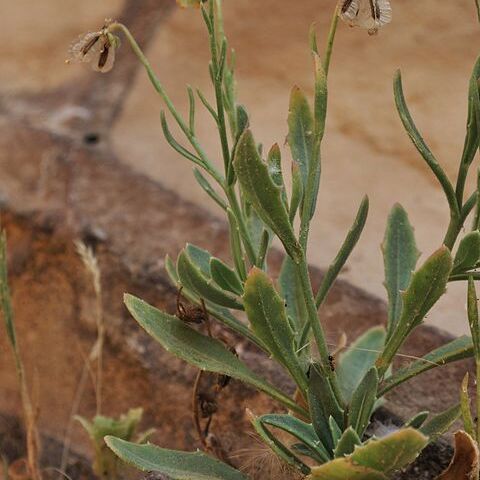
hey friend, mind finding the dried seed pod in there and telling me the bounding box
[338,0,392,35]
[176,288,209,325]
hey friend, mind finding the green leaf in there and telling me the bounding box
[105,437,247,480]
[185,244,212,278]
[209,258,243,296]
[124,294,304,415]
[329,416,342,447]
[468,276,480,361]
[287,86,314,189]
[420,404,461,441]
[250,413,311,475]
[193,169,227,211]
[314,196,369,311]
[309,429,428,479]
[348,367,379,437]
[234,129,302,262]
[382,204,419,339]
[279,255,308,339]
[452,231,480,274]
[394,71,458,220]
[177,249,243,310]
[259,414,330,463]
[243,268,307,391]
[267,143,287,206]
[460,373,476,439]
[337,327,386,403]
[302,55,327,223]
[226,208,247,281]
[289,161,304,223]
[403,411,429,429]
[308,363,344,452]
[379,335,473,395]
[377,246,453,376]
[334,427,361,458]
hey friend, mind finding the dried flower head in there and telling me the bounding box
[67,20,120,73]
[338,0,392,35]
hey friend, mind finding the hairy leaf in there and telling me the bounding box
[348,367,378,437]
[337,327,386,403]
[452,231,480,275]
[379,335,473,395]
[124,294,303,414]
[210,258,243,296]
[288,86,314,189]
[382,204,419,338]
[177,249,243,310]
[105,437,247,480]
[420,404,461,441]
[334,427,361,458]
[243,268,307,390]
[234,130,302,262]
[259,414,330,463]
[309,429,428,479]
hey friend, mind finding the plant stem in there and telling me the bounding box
[295,254,343,405]
[109,23,224,187]
[323,7,339,77]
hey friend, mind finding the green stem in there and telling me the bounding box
[226,186,257,265]
[323,7,340,77]
[295,254,343,405]
[109,23,224,187]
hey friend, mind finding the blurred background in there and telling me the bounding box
[2,0,480,335]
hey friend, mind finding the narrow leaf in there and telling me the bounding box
[250,413,311,475]
[382,204,419,338]
[105,437,247,480]
[334,427,361,458]
[287,86,314,188]
[337,327,386,403]
[259,414,330,463]
[377,246,453,376]
[267,143,287,205]
[452,231,480,275]
[210,258,243,296]
[289,161,304,223]
[348,367,379,437]
[243,268,307,390]
[234,130,302,262]
[314,196,369,310]
[379,335,473,395]
[460,373,476,439]
[124,294,304,414]
[279,255,308,339]
[468,276,480,361]
[420,404,461,441]
[177,249,243,310]
[193,169,227,211]
[308,363,344,451]
[394,71,458,218]
[404,411,429,430]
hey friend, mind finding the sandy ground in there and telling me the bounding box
[3,0,480,335]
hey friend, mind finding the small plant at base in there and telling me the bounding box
[70,0,480,478]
